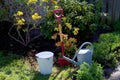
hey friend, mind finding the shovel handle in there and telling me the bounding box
[54,8,65,56]
[54,8,63,24]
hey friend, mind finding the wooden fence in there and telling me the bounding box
[102,0,120,21]
[86,0,120,22]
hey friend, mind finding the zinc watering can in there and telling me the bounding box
[63,42,94,67]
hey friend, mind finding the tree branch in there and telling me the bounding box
[8,25,26,46]
[29,27,41,42]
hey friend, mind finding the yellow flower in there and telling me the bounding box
[42,0,48,2]
[65,23,72,30]
[51,0,57,4]
[73,27,79,35]
[16,18,25,25]
[28,0,37,4]
[54,5,59,9]
[32,13,42,20]
[17,11,23,16]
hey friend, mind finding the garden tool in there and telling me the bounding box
[54,8,71,66]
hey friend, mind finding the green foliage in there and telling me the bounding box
[114,21,120,31]
[40,0,105,58]
[0,52,19,68]
[93,32,120,68]
[41,0,105,39]
[76,62,104,80]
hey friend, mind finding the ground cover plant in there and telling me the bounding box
[93,31,120,68]
[0,51,34,80]
[75,62,104,80]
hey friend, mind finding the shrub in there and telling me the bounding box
[75,62,104,80]
[6,0,55,47]
[114,21,120,31]
[41,0,107,40]
[93,32,120,68]
[40,0,105,57]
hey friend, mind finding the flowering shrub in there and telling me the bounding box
[8,0,54,47]
[41,0,106,40]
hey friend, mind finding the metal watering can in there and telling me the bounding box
[63,42,94,67]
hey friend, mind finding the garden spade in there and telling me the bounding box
[54,8,71,66]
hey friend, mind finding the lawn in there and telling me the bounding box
[0,51,76,80]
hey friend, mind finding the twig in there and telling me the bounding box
[8,25,26,46]
[17,28,25,44]
[29,27,41,42]
[26,24,30,46]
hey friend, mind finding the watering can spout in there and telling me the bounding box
[63,56,79,67]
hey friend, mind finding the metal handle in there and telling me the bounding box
[72,42,94,60]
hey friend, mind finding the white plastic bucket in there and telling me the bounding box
[36,51,54,75]
[77,49,92,65]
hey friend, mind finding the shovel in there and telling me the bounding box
[54,8,71,66]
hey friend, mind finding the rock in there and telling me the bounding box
[108,65,120,80]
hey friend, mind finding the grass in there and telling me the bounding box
[0,51,76,80]
[33,66,75,80]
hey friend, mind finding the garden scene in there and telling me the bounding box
[0,0,120,80]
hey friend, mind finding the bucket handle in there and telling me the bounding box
[72,42,94,60]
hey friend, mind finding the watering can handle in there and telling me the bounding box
[72,42,94,60]
[53,8,63,25]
